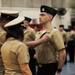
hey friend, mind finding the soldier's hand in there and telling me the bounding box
[55,71,61,75]
[41,34,49,43]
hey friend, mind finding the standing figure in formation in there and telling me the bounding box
[59,25,67,64]
[67,26,75,62]
[23,17,37,75]
[26,5,66,75]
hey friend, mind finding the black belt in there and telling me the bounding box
[38,63,58,68]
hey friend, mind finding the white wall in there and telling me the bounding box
[19,8,40,24]
[52,8,72,29]
[51,15,61,28]
[0,0,2,7]
[60,8,72,29]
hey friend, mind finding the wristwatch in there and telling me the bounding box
[57,68,62,73]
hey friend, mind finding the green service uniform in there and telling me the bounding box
[24,26,36,75]
[67,30,75,62]
[0,26,6,75]
[35,26,65,75]
[1,37,30,75]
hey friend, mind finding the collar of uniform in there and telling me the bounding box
[7,37,15,41]
[44,25,54,33]
[7,37,21,42]
[24,26,30,34]
[24,30,27,33]
[26,26,31,32]
[38,25,53,34]
[27,26,31,30]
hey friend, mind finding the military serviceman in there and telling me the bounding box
[26,5,66,75]
[1,17,32,75]
[67,26,75,62]
[0,10,19,75]
[23,17,36,75]
[59,25,67,45]
[59,25,67,64]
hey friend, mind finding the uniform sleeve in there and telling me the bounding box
[63,32,67,42]
[65,32,67,41]
[17,44,30,64]
[51,30,65,51]
[73,31,75,39]
[30,30,36,40]
[0,31,6,45]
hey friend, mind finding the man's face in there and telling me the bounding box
[59,27,64,31]
[39,12,52,25]
[23,20,29,27]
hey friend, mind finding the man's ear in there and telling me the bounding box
[49,15,53,20]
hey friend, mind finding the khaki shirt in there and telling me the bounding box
[59,30,67,42]
[35,26,65,64]
[1,37,30,75]
[67,30,75,41]
[24,27,36,42]
[0,26,6,71]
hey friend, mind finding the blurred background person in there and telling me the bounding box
[67,26,75,63]
[59,25,67,64]
[23,17,37,75]
[34,26,39,32]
